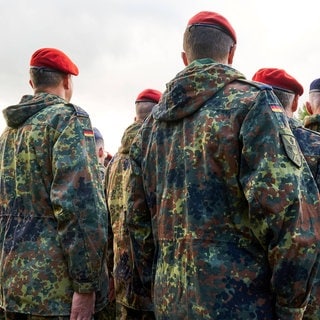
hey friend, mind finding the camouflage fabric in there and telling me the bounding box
[289,117,320,191]
[126,58,320,319]
[105,122,155,314]
[95,165,116,320]
[117,304,155,320]
[96,301,116,320]
[0,93,109,316]
[288,118,320,319]
[304,114,320,133]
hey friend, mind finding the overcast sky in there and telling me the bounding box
[1,0,320,154]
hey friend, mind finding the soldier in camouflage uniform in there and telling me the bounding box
[305,78,320,132]
[125,11,320,319]
[0,48,109,320]
[252,68,320,191]
[91,127,116,320]
[105,89,161,320]
[252,68,320,320]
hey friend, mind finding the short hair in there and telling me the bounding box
[29,68,65,89]
[272,88,295,110]
[183,25,235,63]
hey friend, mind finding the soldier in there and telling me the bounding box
[91,128,113,168]
[0,48,109,320]
[125,11,320,319]
[105,89,161,320]
[93,127,106,167]
[305,78,320,132]
[93,127,108,183]
[252,67,320,190]
[91,126,117,320]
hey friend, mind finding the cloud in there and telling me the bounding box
[1,0,320,153]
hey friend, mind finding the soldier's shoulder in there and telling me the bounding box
[237,79,273,91]
[302,127,320,137]
[226,79,274,99]
[68,103,90,118]
[294,126,320,142]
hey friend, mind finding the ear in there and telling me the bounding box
[98,147,104,159]
[181,51,188,66]
[306,101,313,115]
[62,74,71,90]
[29,79,34,88]
[292,95,299,113]
[228,44,236,65]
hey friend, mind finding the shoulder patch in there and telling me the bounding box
[83,129,94,137]
[280,133,302,168]
[270,105,284,113]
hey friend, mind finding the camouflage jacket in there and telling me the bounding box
[0,93,109,316]
[289,117,320,191]
[304,114,320,133]
[127,59,320,320]
[289,118,320,319]
[105,121,155,311]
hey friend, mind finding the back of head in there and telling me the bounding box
[29,48,78,91]
[183,11,236,64]
[93,127,104,146]
[135,88,162,122]
[308,78,320,115]
[252,68,303,114]
[93,127,105,165]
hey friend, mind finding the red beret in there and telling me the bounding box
[30,48,79,76]
[187,11,237,43]
[252,68,304,96]
[135,89,162,103]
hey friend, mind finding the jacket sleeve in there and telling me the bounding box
[50,108,108,293]
[239,90,320,319]
[125,131,156,300]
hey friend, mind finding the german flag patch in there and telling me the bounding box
[270,105,283,113]
[83,129,94,137]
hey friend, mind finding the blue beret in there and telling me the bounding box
[93,127,104,141]
[309,78,320,93]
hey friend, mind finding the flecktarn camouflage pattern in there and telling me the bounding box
[126,58,320,319]
[105,121,155,314]
[289,118,320,319]
[0,93,109,316]
[289,117,320,191]
[304,114,320,133]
